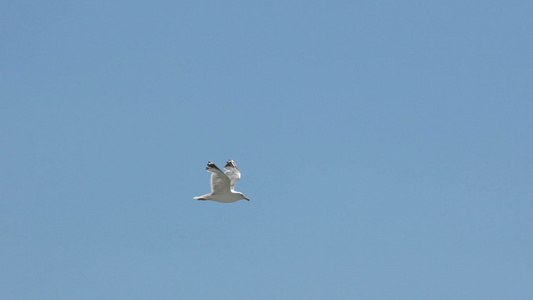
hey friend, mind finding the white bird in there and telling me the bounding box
[194,160,250,203]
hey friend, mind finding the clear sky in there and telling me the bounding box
[2,1,532,299]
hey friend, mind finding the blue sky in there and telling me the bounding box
[2,1,532,299]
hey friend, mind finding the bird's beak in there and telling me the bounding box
[245,197,250,201]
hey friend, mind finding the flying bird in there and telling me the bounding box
[194,160,250,203]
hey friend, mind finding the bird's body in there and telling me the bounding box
[194,160,250,203]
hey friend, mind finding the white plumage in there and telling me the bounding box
[194,160,250,203]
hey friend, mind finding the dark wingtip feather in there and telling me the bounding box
[225,159,236,168]
[206,161,222,171]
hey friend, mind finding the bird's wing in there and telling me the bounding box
[224,159,242,190]
[206,162,231,194]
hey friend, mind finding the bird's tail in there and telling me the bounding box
[194,194,210,200]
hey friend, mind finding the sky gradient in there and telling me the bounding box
[2,1,532,299]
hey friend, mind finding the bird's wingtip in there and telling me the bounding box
[225,159,237,168]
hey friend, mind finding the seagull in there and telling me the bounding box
[194,160,250,203]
